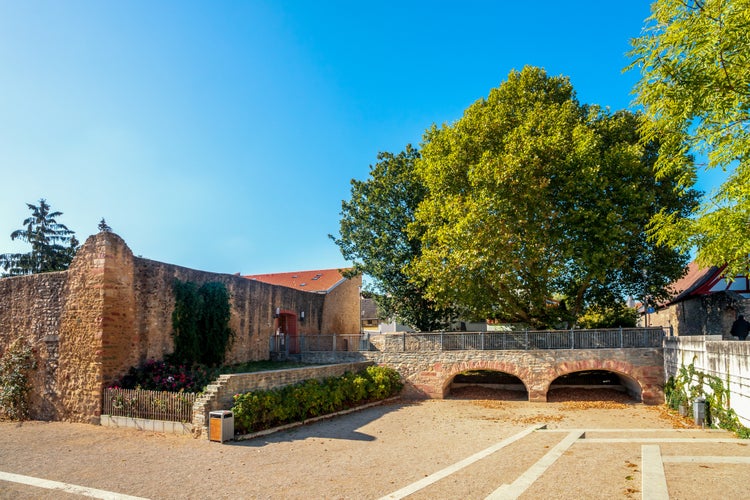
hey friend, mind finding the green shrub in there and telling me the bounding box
[667,359,749,438]
[0,339,37,421]
[232,366,402,433]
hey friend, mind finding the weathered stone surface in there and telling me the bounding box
[301,348,665,404]
[0,232,360,423]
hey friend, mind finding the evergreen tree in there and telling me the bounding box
[0,199,78,276]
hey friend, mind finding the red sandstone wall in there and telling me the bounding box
[0,231,357,423]
[0,271,67,420]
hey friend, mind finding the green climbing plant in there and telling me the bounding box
[665,358,749,438]
[171,279,234,366]
[0,338,37,421]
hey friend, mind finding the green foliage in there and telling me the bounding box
[197,282,233,366]
[232,366,402,433]
[629,0,750,277]
[0,199,79,276]
[577,302,638,329]
[332,146,451,331]
[665,359,749,438]
[0,339,37,421]
[111,359,219,393]
[171,280,234,366]
[407,66,697,328]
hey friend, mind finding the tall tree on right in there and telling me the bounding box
[407,66,698,327]
[0,199,78,276]
[629,0,750,276]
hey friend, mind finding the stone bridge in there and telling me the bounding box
[299,331,666,404]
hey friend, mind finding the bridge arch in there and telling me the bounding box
[439,359,532,398]
[542,359,648,403]
[445,368,529,399]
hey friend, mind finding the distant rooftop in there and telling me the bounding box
[243,268,351,293]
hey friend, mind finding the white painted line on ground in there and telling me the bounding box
[641,445,669,500]
[663,456,750,464]
[378,425,544,500]
[541,428,728,434]
[581,437,746,444]
[485,430,583,500]
[0,470,149,500]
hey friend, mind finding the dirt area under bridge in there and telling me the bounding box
[1,388,747,499]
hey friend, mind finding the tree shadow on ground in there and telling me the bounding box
[226,399,416,448]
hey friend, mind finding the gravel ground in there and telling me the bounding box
[0,389,747,499]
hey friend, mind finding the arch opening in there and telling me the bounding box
[548,370,641,403]
[448,370,528,400]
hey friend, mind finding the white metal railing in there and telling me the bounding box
[272,328,668,354]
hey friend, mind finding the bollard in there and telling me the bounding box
[693,398,706,426]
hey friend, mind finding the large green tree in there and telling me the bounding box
[331,146,451,331]
[629,0,750,276]
[0,199,79,276]
[407,66,698,327]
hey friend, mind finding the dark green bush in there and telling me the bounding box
[232,366,402,433]
[0,339,37,421]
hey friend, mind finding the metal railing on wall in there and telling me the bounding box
[102,388,196,423]
[271,327,669,354]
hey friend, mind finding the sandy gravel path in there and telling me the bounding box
[0,392,747,499]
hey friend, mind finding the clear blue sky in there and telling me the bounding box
[0,1,714,275]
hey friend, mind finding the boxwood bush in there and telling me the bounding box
[232,365,402,433]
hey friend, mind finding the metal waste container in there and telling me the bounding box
[209,410,234,442]
[693,398,706,426]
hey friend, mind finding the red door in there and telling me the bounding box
[279,312,299,354]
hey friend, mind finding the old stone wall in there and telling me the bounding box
[0,271,67,420]
[129,257,327,371]
[649,294,745,338]
[1,231,356,424]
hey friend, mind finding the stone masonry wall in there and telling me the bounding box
[649,295,744,338]
[302,348,665,404]
[0,271,67,420]
[0,231,357,423]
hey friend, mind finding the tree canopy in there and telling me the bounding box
[629,0,750,276]
[0,199,79,276]
[331,146,452,331]
[406,66,698,327]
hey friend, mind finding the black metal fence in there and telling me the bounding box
[271,328,668,354]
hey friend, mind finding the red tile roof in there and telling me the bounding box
[662,262,725,306]
[243,268,351,293]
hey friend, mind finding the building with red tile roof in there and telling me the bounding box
[648,262,749,337]
[243,268,350,294]
[243,268,362,353]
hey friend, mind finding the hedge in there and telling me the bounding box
[232,365,402,433]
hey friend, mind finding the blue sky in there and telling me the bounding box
[0,1,716,275]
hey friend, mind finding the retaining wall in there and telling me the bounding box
[664,336,750,427]
[192,361,372,437]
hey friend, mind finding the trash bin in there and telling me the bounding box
[209,410,234,443]
[693,398,706,426]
